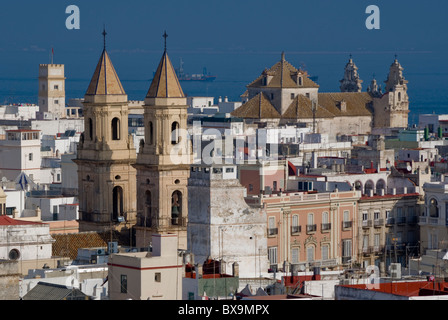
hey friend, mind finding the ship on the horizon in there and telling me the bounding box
[175,58,216,82]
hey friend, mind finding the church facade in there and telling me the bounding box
[231,54,410,137]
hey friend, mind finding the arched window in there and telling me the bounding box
[144,190,152,227]
[171,122,180,144]
[398,92,401,101]
[113,186,124,220]
[429,198,439,218]
[171,191,182,225]
[148,121,154,145]
[88,118,93,140]
[112,118,120,141]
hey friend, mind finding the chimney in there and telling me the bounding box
[196,263,203,278]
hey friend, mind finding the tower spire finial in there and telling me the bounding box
[102,25,107,51]
[163,30,168,52]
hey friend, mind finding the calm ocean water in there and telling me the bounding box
[1,51,447,126]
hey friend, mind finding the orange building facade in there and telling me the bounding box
[246,190,361,272]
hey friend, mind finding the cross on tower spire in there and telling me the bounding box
[163,30,168,52]
[102,25,107,51]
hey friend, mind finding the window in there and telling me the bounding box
[171,122,180,144]
[120,275,127,293]
[54,100,59,105]
[113,186,124,220]
[343,211,350,222]
[148,121,154,145]
[57,174,61,181]
[273,181,278,191]
[249,184,253,192]
[28,153,33,161]
[292,215,300,233]
[171,191,182,225]
[268,217,277,235]
[386,210,391,219]
[268,246,278,267]
[144,190,152,227]
[9,249,20,260]
[225,168,234,173]
[342,239,352,260]
[88,118,93,140]
[321,244,329,261]
[54,85,59,90]
[155,272,161,282]
[299,77,303,86]
[112,118,121,140]
[374,212,380,220]
[362,212,368,221]
[290,93,295,99]
[363,235,369,250]
[374,234,380,248]
[306,246,315,262]
[291,248,299,264]
[270,93,274,100]
[429,198,439,217]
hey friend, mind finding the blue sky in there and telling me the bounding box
[0,0,447,108]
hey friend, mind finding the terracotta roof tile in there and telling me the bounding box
[282,94,335,119]
[231,92,281,119]
[318,92,373,117]
[247,55,319,89]
[0,215,43,226]
[52,231,127,260]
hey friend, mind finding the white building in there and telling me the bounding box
[108,234,183,300]
[0,129,42,184]
[188,163,269,278]
[25,194,78,221]
[31,118,84,136]
[187,96,218,115]
[0,215,54,274]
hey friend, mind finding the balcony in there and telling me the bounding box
[171,217,187,227]
[396,217,406,225]
[342,221,352,229]
[362,220,372,228]
[374,219,384,228]
[268,228,278,236]
[321,223,331,232]
[373,246,384,254]
[386,218,395,226]
[419,216,442,225]
[362,247,373,255]
[342,256,351,264]
[291,225,301,234]
[306,224,317,233]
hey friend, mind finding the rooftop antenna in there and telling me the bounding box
[51,47,54,64]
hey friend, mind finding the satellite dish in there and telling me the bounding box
[1,177,7,182]
[407,165,412,172]
[299,265,306,271]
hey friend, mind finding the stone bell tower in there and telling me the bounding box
[373,56,409,129]
[75,29,137,236]
[133,32,192,249]
[340,55,363,93]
